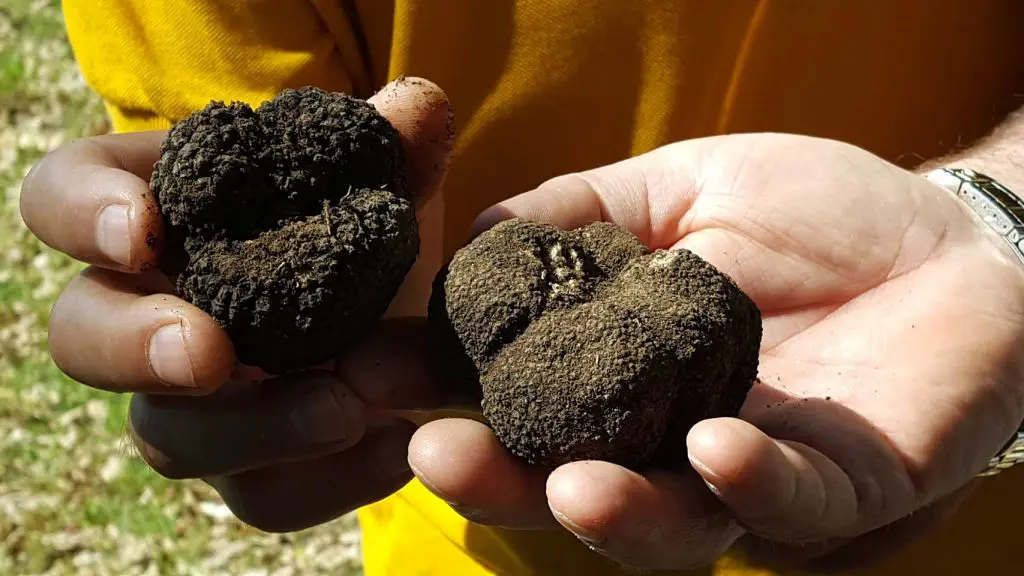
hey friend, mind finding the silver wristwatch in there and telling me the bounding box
[925,167,1024,477]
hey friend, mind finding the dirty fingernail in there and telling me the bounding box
[96,204,132,267]
[148,323,196,387]
[291,384,364,444]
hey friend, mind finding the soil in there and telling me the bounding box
[151,87,417,373]
[429,219,762,469]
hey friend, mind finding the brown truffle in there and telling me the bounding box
[152,87,417,374]
[429,219,761,468]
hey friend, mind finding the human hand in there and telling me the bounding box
[20,78,456,532]
[405,134,1024,570]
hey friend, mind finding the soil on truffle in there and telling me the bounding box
[429,219,762,469]
[152,87,418,374]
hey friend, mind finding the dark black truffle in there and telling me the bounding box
[152,87,417,374]
[429,219,761,468]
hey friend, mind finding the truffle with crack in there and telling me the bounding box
[151,87,417,374]
[429,219,762,468]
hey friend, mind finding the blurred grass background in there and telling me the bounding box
[1,2,361,574]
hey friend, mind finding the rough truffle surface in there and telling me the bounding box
[429,219,762,468]
[152,87,417,373]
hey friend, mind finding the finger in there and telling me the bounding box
[471,145,696,250]
[21,131,167,271]
[338,318,482,412]
[546,461,743,570]
[207,420,416,533]
[48,266,234,393]
[473,172,610,235]
[128,371,366,479]
[806,482,974,572]
[408,418,554,529]
[737,482,975,573]
[369,77,453,317]
[686,418,858,542]
[368,76,454,203]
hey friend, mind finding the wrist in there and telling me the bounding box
[938,158,1024,200]
[923,166,1024,477]
[919,105,1024,194]
[924,166,1024,266]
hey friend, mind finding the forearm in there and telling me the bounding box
[922,106,1024,192]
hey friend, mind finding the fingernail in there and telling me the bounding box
[96,204,132,267]
[148,323,196,387]
[552,510,605,546]
[449,503,489,523]
[688,455,723,497]
[370,422,412,478]
[408,467,485,522]
[291,384,363,444]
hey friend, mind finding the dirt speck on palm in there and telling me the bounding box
[429,219,762,468]
[152,87,417,374]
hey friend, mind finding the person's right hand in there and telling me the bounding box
[20,78,455,532]
[404,134,1024,572]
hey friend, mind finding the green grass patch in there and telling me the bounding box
[0,3,363,573]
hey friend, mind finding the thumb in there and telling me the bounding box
[470,152,667,243]
[468,142,710,255]
[368,76,454,204]
[368,77,454,317]
[687,418,860,543]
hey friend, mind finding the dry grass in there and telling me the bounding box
[0,2,362,574]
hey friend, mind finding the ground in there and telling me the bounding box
[0,2,362,574]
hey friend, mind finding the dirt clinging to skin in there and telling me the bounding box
[151,87,417,373]
[430,219,762,468]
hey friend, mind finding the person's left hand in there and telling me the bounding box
[394,133,1024,571]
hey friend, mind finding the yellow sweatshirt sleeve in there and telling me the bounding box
[63,0,390,132]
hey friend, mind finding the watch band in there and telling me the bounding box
[978,430,1024,477]
[925,167,1024,477]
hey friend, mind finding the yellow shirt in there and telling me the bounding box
[64,1,1024,574]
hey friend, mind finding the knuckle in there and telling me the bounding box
[129,430,189,479]
[46,291,72,355]
[19,159,43,214]
[128,398,201,480]
[19,151,60,232]
[21,142,60,191]
[145,454,192,480]
[210,477,320,533]
[46,274,89,377]
[20,139,85,201]
[539,172,592,194]
[132,433,203,480]
[235,510,308,534]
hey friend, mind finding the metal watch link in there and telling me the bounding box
[925,167,1024,477]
